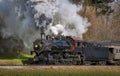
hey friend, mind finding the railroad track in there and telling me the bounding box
[0,65,120,70]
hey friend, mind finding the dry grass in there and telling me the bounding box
[0,59,23,66]
[0,66,120,76]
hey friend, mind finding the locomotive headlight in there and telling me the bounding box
[34,44,40,50]
[34,44,39,48]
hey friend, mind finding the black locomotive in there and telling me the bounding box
[29,34,120,65]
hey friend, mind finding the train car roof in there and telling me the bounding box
[70,36,83,42]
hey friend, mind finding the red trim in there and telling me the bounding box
[71,37,83,41]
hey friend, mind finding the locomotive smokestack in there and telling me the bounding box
[40,26,45,40]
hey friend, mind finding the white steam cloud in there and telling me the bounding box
[31,0,90,37]
[50,0,90,37]
[0,0,90,52]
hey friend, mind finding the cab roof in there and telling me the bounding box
[70,37,83,42]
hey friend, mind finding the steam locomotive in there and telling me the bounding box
[29,35,120,65]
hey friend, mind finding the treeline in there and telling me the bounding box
[0,16,24,55]
[73,0,120,42]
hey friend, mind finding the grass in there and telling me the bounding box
[0,54,34,65]
[0,68,120,76]
[0,53,120,76]
[0,54,120,76]
[0,53,34,59]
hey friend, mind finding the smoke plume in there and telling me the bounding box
[31,0,90,37]
[0,0,90,53]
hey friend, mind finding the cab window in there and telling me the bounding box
[116,49,120,53]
